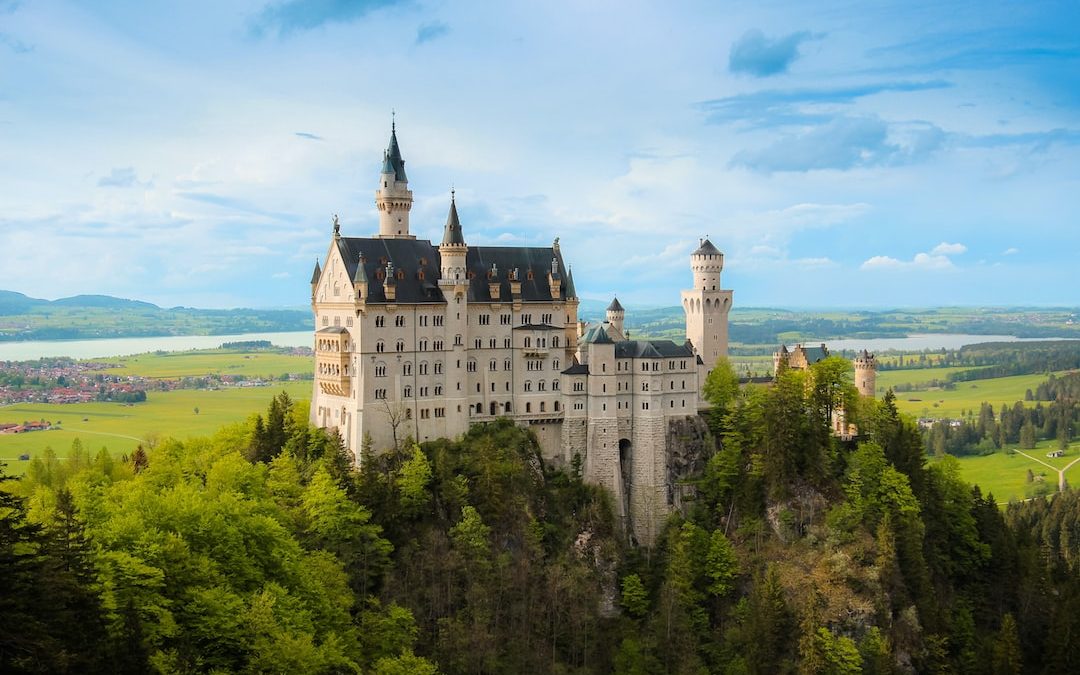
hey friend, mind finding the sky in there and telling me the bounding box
[1,0,1078,310]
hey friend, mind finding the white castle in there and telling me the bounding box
[310,125,732,543]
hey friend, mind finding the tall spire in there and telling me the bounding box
[382,115,407,182]
[441,190,465,246]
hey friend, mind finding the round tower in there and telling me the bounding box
[854,349,877,397]
[606,297,625,337]
[680,238,733,371]
[375,120,415,239]
[438,191,467,282]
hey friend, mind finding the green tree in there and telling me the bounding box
[706,528,738,598]
[990,613,1021,675]
[396,445,433,518]
[620,573,649,619]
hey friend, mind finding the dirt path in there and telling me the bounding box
[1015,449,1078,492]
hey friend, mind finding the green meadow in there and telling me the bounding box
[950,439,1080,504]
[881,372,1054,418]
[94,349,313,378]
[0,380,311,471]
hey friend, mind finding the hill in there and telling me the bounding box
[0,290,310,341]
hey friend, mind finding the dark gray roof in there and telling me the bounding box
[581,325,614,344]
[381,126,407,182]
[562,363,590,375]
[316,326,348,334]
[465,246,571,304]
[310,260,321,284]
[565,266,577,298]
[335,237,573,305]
[802,346,829,364]
[442,197,465,246]
[692,239,721,256]
[615,339,696,359]
[607,297,624,312]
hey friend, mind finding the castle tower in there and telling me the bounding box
[606,297,625,338]
[854,349,877,398]
[374,120,415,239]
[437,193,470,439]
[680,238,732,371]
[438,192,467,281]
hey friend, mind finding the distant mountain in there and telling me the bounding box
[50,294,161,310]
[0,290,311,342]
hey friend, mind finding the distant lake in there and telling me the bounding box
[819,334,1077,353]
[0,331,312,361]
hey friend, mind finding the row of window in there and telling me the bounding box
[522,336,558,348]
[470,400,562,415]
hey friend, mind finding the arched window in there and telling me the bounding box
[403,362,412,375]
[395,340,405,352]
[376,340,385,353]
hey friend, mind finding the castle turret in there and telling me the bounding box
[854,349,877,397]
[680,238,732,371]
[438,191,467,283]
[606,297,625,338]
[310,259,321,299]
[374,120,415,239]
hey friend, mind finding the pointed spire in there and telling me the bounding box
[565,265,577,298]
[310,259,321,284]
[383,116,407,182]
[354,254,366,283]
[441,190,465,246]
[607,296,624,312]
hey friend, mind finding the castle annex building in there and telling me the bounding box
[310,126,733,543]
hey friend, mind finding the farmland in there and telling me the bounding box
[93,348,313,379]
[950,439,1080,504]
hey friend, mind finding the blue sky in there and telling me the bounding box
[1,0,1078,309]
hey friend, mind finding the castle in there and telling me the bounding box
[773,344,877,438]
[309,125,732,543]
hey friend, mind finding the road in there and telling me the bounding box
[1015,449,1080,492]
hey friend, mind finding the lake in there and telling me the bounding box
[0,331,312,361]
[0,331,1074,361]
[819,334,1076,353]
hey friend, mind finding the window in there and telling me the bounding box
[467,360,477,373]
[505,401,512,413]
[420,315,428,327]
[375,389,387,399]
[322,316,329,326]
[524,381,532,392]
[538,380,546,391]
[474,338,482,349]
[395,340,405,352]
[419,339,428,351]
[501,314,511,325]
[553,358,560,370]
[573,382,584,392]
[540,401,546,412]
[642,382,649,391]
[489,359,497,371]
[455,334,463,346]
[476,383,481,393]
[489,338,496,348]
[524,337,531,348]
[434,316,444,327]
[403,386,412,397]
[420,386,429,396]
[479,314,490,325]
[526,402,532,413]
[490,382,496,392]
[435,361,443,374]
[376,341,385,353]
[433,340,444,351]
[419,362,428,375]
[552,379,560,391]
[504,338,511,348]
[420,408,430,419]
[375,365,387,377]
[435,407,445,418]
[346,317,353,327]
[552,336,559,348]
[554,401,560,412]
[541,313,552,324]
[375,316,385,327]
[435,385,443,395]
[402,362,412,375]
[395,315,405,327]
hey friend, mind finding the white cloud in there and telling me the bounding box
[861,251,953,271]
[930,241,967,256]
[749,244,783,257]
[1003,247,1019,255]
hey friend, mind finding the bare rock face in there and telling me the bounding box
[665,415,716,514]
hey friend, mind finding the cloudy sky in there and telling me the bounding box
[1,0,1077,309]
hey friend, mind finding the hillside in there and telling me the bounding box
[0,290,310,341]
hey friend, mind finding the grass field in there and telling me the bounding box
[94,349,313,379]
[886,372,1054,418]
[0,381,311,472]
[950,439,1080,504]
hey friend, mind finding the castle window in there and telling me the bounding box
[490,382,496,392]
[474,338,482,349]
[420,386,429,396]
[641,382,648,391]
[403,386,412,398]
[554,401,560,412]
[504,358,511,371]
[524,381,532,392]
[681,380,686,388]
[435,407,445,418]
[395,340,405,352]
[489,338,496,348]
[420,315,428,327]
[435,361,443,374]
[419,362,428,375]
[505,401,512,413]
[489,359,497,371]
[347,317,353,327]
[435,385,443,395]
[403,362,413,375]
[540,401,546,412]
[541,313,552,324]
[505,382,510,391]
[524,337,531,348]
[375,316,385,328]
[419,339,428,351]
[526,402,532,413]
[397,269,405,280]
[552,379,560,390]
[376,341,385,353]
[682,399,686,407]
[434,316,444,327]
[501,314,512,325]
[552,336,559,348]
[434,340,444,350]
[670,400,674,408]
[476,383,481,393]
[420,408,430,419]
[375,389,387,400]
[375,364,386,377]
[454,334,462,345]
[504,338,511,348]
[479,314,490,325]
[642,402,649,410]
[553,359,560,370]
[395,315,405,327]
[467,360,477,372]
[527,269,534,280]
[538,381,546,391]
[322,316,329,326]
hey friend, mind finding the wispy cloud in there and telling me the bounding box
[1003,247,1020,255]
[0,32,31,54]
[861,247,958,271]
[251,0,407,37]
[98,167,150,188]
[416,21,449,45]
[729,29,819,77]
[931,241,966,255]
[699,81,951,128]
[294,131,323,140]
[731,115,945,172]
[175,191,300,222]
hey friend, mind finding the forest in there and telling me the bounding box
[2,358,1080,673]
